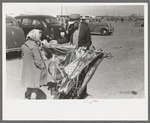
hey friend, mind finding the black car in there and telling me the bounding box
[82,17,114,36]
[6,16,25,53]
[15,15,66,42]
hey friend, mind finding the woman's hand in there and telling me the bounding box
[41,39,49,46]
[49,40,58,45]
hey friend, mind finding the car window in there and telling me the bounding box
[22,18,32,25]
[6,18,17,26]
[45,17,58,24]
[16,19,22,25]
[32,19,41,26]
[85,19,90,23]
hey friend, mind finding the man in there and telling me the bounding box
[57,14,92,99]
[81,16,88,27]
[57,14,92,50]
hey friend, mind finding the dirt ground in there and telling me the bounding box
[5,21,145,100]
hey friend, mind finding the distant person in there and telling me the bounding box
[65,17,69,30]
[62,17,66,29]
[81,16,88,27]
[121,18,124,22]
[21,29,47,100]
[115,18,118,22]
[60,17,64,26]
[56,16,60,21]
[101,17,104,21]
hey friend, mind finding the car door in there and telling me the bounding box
[86,19,98,32]
[6,17,25,51]
[18,18,43,37]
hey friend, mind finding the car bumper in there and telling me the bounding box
[109,29,114,33]
[6,47,21,53]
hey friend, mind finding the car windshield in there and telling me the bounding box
[45,17,59,24]
[6,18,17,26]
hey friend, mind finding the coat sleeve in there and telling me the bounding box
[32,45,45,69]
[84,27,92,48]
[57,29,74,44]
[57,37,69,44]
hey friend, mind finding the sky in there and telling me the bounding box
[3,3,145,17]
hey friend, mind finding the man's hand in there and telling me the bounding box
[82,46,87,50]
[79,46,87,51]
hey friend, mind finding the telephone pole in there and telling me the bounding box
[61,5,63,15]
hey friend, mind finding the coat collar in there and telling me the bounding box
[25,40,37,50]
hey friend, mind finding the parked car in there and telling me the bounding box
[82,18,114,36]
[6,16,25,53]
[15,15,66,42]
[134,18,144,27]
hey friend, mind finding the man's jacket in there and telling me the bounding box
[57,23,92,49]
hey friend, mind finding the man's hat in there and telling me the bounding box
[69,14,80,21]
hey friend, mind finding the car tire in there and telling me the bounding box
[101,29,109,36]
[108,32,113,35]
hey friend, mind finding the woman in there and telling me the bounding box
[21,29,47,99]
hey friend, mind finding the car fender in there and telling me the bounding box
[6,26,25,52]
[92,26,105,33]
[94,26,108,33]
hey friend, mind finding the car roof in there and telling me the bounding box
[6,16,15,20]
[15,15,56,19]
[6,15,17,22]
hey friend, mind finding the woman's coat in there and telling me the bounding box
[21,40,47,88]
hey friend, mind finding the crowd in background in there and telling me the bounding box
[56,15,144,29]
[56,16,69,30]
